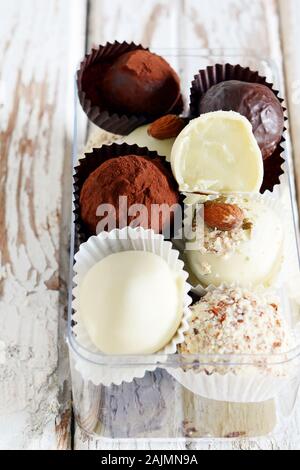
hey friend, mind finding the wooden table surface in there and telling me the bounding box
[1,0,300,450]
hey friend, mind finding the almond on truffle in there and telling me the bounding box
[204,201,244,231]
[148,114,185,140]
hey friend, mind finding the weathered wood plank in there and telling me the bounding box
[74,0,300,450]
[0,0,87,450]
[278,0,300,210]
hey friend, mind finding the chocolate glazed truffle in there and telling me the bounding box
[100,50,181,116]
[79,155,180,234]
[199,80,284,160]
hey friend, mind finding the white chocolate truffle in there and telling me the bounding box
[180,286,293,358]
[83,125,175,161]
[171,111,264,193]
[79,251,184,354]
[122,124,175,161]
[185,197,283,287]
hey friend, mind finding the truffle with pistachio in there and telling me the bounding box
[185,195,283,287]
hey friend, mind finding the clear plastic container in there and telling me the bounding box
[68,50,300,442]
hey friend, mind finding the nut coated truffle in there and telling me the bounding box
[100,50,181,115]
[199,80,284,160]
[79,155,180,235]
[179,286,292,358]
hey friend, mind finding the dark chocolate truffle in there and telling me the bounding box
[199,80,284,160]
[79,155,180,234]
[100,50,181,116]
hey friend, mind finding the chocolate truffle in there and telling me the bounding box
[79,155,180,234]
[185,195,283,287]
[179,286,293,359]
[100,50,181,115]
[199,80,284,159]
[80,251,184,354]
[171,111,263,193]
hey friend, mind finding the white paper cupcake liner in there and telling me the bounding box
[71,226,192,386]
[166,283,300,403]
[180,192,287,289]
[168,366,291,403]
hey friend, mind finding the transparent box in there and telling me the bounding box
[68,50,300,444]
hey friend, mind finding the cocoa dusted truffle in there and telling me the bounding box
[79,155,180,235]
[198,80,284,160]
[100,50,181,116]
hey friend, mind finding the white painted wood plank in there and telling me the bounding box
[87,0,280,53]
[278,0,300,209]
[0,0,87,450]
[75,0,300,450]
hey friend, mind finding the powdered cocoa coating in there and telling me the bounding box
[100,50,180,115]
[79,155,180,234]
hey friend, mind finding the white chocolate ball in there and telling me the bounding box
[186,200,283,287]
[80,251,183,354]
[171,111,264,193]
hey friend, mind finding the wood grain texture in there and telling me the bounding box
[278,0,300,209]
[1,0,300,451]
[73,0,300,450]
[87,0,279,52]
[0,0,87,449]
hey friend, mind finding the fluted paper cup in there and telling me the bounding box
[189,63,286,193]
[168,366,293,403]
[73,143,181,243]
[71,226,192,386]
[77,41,183,135]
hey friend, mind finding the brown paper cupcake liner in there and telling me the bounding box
[73,143,183,244]
[77,41,183,135]
[189,63,287,193]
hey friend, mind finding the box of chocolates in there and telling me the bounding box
[67,45,300,441]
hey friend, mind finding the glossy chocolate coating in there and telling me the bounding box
[199,80,284,159]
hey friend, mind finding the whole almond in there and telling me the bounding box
[204,202,244,231]
[148,114,185,140]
